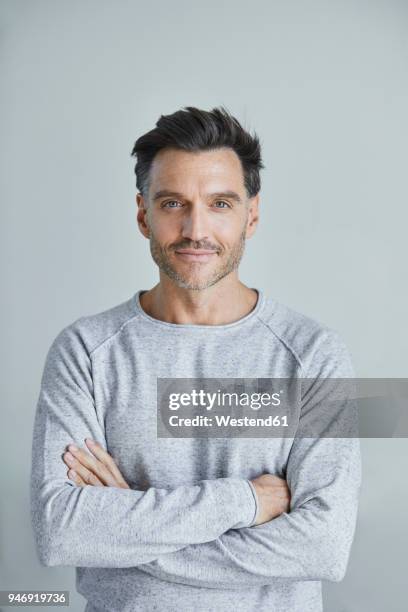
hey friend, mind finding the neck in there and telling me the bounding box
[139,276,259,326]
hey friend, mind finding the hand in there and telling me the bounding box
[250,473,291,526]
[62,438,130,489]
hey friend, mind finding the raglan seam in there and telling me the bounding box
[87,310,143,356]
[256,313,306,376]
[77,293,336,375]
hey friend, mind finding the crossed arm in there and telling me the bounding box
[137,437,361,587]
[31,324,361,587]
[62,434,361,587]
[30,327,258,568]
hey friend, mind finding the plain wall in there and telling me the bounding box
[1,1,407,610]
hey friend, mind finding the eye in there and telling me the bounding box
[214,200,231,209]
[162,200,183,208]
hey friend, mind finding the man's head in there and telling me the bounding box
[131,106,265,291]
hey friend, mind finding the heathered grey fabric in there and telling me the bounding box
[30,288,361,612]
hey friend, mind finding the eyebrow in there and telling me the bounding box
[152,190,243,204]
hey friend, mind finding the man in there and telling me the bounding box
[30,106,361,612]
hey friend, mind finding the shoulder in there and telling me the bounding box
[258,294,354,377]
[47,292,141,360]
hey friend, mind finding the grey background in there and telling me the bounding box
[1,0,407,610]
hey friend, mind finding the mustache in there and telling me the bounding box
[170,241,220,252]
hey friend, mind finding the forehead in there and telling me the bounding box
[148,147,246,193]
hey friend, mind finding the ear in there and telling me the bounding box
[245,193,260,239]
[136,193,151,239]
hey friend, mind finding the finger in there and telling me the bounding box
[64,455,104,487]
[69,462,104,487]
[63,450,110,487]
[67,469,85,486]
[65,445,118,487]
[67,468,96,487]
[84,439,129,488]
[84,438,127,484]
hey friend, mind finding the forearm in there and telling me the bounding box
[30,471,257,568]
[138,497,358,588]
[137,438,361,588]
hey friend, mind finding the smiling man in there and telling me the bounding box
[30,106,361,612]
[137,141,260,322]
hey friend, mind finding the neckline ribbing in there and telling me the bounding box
[133,287,266,330]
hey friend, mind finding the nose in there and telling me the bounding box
[181,204,210,243]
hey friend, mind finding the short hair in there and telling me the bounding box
[130,105,265,200]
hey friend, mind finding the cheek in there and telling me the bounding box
[212,216,243,240]
[150,217,179,240]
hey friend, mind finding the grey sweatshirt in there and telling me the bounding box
[30,288,361,612]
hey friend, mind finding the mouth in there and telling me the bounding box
[174,249,218,263]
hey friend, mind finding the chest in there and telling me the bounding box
[91,332,298,488]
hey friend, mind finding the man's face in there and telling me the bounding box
[136,147,259,291]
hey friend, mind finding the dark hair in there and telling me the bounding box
[130,105,265,199]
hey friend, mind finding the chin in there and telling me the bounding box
[169,272,218,291]
[175,278,214,291]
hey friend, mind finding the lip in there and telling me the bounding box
[175,249,217,263]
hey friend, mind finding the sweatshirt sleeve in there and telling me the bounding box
[136,330,362,588]
[30,323,257,568]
